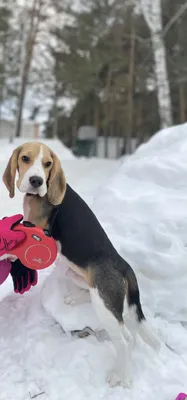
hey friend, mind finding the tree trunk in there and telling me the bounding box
[0,32,8,123]
[152,32,173,127]
[71,113,77,149]
[15,62,30,137]
[94,101,99,157]
[178,21,186,123]
[104,66,112,158]
[126,15,136,154]
[141,0,173,128]
[15,0,43,138]
[116,129,121,158]
[104,126,109,158]
[179,82,186,123]
[52,82,58,139]
[52,102,58,139]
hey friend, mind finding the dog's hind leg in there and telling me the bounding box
[89,264,133,388]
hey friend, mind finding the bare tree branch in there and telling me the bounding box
[162,1,187,37]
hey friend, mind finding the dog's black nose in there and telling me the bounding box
[29,176,43,188]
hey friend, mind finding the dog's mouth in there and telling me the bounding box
[27,187,47,197]
[18,182,47,197]
[19,184,40,196]
[27,188,39,195]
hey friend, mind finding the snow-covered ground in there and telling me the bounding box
[0,127,187,399]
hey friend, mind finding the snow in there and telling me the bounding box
[0,126,187,399]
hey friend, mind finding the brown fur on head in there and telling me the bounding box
[3,142,66,206]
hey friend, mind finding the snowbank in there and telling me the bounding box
[94,123,187,321]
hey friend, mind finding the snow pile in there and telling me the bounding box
[94,123,187,321]
[0,124,187,399]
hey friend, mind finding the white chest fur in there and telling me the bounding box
[23,195,31,221]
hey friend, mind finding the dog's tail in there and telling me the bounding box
[117,259,160,351]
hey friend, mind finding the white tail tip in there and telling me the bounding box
[138,320,161,351]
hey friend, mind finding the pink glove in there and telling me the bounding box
[175,394,187,400]
[0,215,39,294]
[0,259,11,284]
[0,214,26,285]
[0,214,26,257]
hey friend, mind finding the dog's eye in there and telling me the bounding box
[22,155,30,163]
[44,161,52,168]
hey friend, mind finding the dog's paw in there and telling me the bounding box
[64,289,90,306]
[64,293,76,305]
[107,370,132,388]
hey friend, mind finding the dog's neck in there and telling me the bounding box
[23,193,55,229]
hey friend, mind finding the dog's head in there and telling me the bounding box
[3,142,66,205]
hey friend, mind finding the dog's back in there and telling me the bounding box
[51,184,118,266]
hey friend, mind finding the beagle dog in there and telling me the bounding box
[3,142,160,388]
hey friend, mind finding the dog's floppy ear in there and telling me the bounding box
[47,151,66,205]
[3,146,21,198]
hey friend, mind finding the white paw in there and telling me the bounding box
[64,294,76,305]
[64,289,90,306]
[108,370,132,388]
